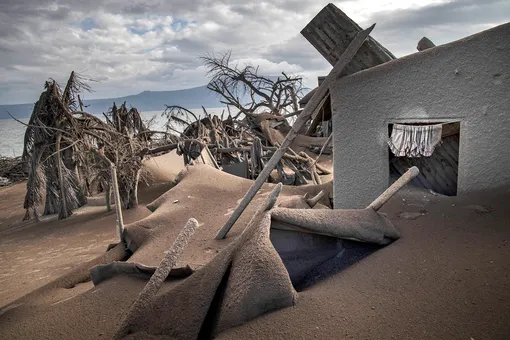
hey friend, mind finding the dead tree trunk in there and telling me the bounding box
[56,133,72,219]
[128,169,141,208]
[43,158,60,215]
[110,164,125,244]
[105,182,112,212]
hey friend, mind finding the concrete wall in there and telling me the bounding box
[331,23,510,208]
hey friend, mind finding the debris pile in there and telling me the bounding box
[16,66,331,224]
[0,156,27,186]
[160,51,333,186]
[162,105,332,185]
[0,3,446,340]
[16,48,336,221]
[89,164,414,339]
[2,3,508,340]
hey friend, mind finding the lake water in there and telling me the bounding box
[0,108,228,157]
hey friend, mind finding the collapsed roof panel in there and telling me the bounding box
[301,3,395,75]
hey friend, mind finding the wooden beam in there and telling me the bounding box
[367,166,419,211]
[301,4,394,74]
[305,93,329,136]
[215,24,376,240]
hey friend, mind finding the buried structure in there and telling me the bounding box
[296,4,510,206]
[0,163,414,340]
[91,165,411,339]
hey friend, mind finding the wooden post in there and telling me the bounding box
[367,166,419,211]
[110,164,125,243]
[105,182,112,212]
[215,24,376,239]
[314,134,333,163]
[112,218,200,340]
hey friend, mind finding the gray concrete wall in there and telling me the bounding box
[331,23,510,208]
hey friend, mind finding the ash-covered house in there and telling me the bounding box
[301,4,509,208]
[327,23,510,208]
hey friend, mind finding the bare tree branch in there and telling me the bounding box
[200,51,303,116]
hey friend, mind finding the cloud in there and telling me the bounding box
[368,0,509,29]
[358,0,510,56]
[261,35,332,88]
[0,0,507,104]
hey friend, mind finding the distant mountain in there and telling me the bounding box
[0,85,225,119]
[0,103,35,120]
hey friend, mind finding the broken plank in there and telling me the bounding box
[301,3,394,75]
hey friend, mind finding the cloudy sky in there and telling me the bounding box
[0,0,508,104]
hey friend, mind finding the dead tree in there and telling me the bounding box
[215,24,376,239]
[200,51,303,117]
[161,105,201,139]
[103,102,151,208]
[22,73,90,220]
[20,72,157,220]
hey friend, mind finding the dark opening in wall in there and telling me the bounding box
[388,121,460,196]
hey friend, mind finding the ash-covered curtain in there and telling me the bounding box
[388,124,443,157]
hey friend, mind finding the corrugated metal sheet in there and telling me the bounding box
[390,133,459,196]
[301,3,395,76]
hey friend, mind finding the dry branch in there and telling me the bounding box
[0,156,27,184]
[201,51,303,117]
